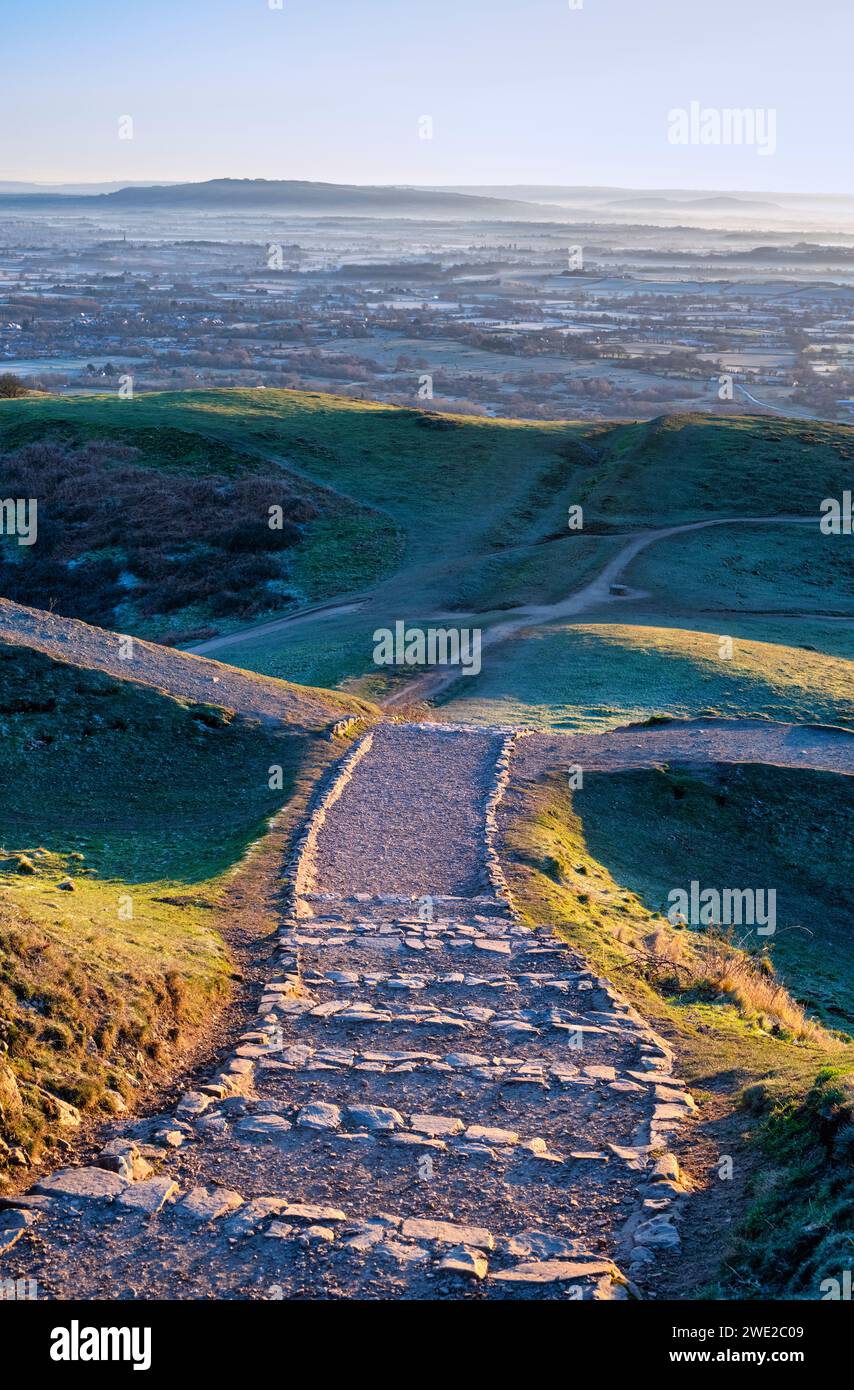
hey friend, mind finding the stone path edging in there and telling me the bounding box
[1,720,697,1299]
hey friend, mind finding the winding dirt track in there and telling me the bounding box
[381,515,814,708]
[0,515,818,726]
[186,598,367,658]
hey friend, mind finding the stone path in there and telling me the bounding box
[517,717,854,780]
[1,724,693,1300]
[0,596,364,732]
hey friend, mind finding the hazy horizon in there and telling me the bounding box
[2,178,853,202]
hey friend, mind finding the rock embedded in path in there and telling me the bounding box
[118,1177,180,1215]
[390,1133,447,1151]
[176,1187,244,1222]
[438,1244,489,1279]
[264,1222,296,1240]
[0,1208,37,1255]
[298,1224,336,1244]
[175,1091,212,1120]
[491,1259,619,1286]
[96,1141,153,1182]
[346,1104,404,1132]
[376,1238,429,1265]
[154,1128,187,1149]
[401,1218,495,1250]
[633,1215,680,1249]
[222,1197,294,1237]
[35,1167,128,1202]
[196,1113,229,1137]
[280,1202,348,1223]
[235,1114,293,1138]
[410,1114,464,1137]
[0,1194,53,1213]
[503,1230,583,1259]
[465,1124,519,1146]
[445,1052,490,1068]
[297,1102,342,1130]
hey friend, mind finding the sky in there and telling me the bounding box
[2,0,852,192]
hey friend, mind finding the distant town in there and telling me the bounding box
[2,186,854,421]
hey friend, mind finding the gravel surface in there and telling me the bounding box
[1,725,688,1300]
[515,716,854,781]
[308,723,505,898]
[0,596,352,731]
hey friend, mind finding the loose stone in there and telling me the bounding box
[438,1244,489,1279]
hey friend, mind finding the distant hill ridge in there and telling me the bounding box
[0,178,554,219]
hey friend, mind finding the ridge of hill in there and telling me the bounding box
[0,178,555,220]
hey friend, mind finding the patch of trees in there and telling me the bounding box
[0,441,323,635]
[0,374,29,398]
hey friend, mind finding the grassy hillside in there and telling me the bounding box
[5,392,848,544]
[0,409,402,645]
[0,642,334,1174]
[439,622,854,731]
[498,759,854,1297]
[1,390,852,725]
[582,414,854,525]
[624,522,854,619]
[0,388,591,573]
[576,764,854,1035]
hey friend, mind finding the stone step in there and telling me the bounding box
[296,971,625,1019]
[254,1050,651,1101]
[0,718,691,1301]
[185,1074,656,1175]
[301,967,597,995]
[254,1040,641,1081]
[255,1006,649,1069]
[258,991,641,1034]
[221,1100,575,1163]
[5,1172,636,1298]
[296,894,513,923]
[283,927,523,957]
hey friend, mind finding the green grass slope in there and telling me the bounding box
[2,391,852,724]
[499,759,854,1297]
[0,642,333,1173]
[581,414,854,525]
[0,397,403,643]
[625,522,854,619]
[0,388,592,572]
[3,394,850,564]
[439,622,854,731]
[576,764,854,1035]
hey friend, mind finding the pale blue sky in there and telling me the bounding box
[3,0,851,191]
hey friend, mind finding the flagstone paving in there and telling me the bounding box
[0,724,693,1300]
